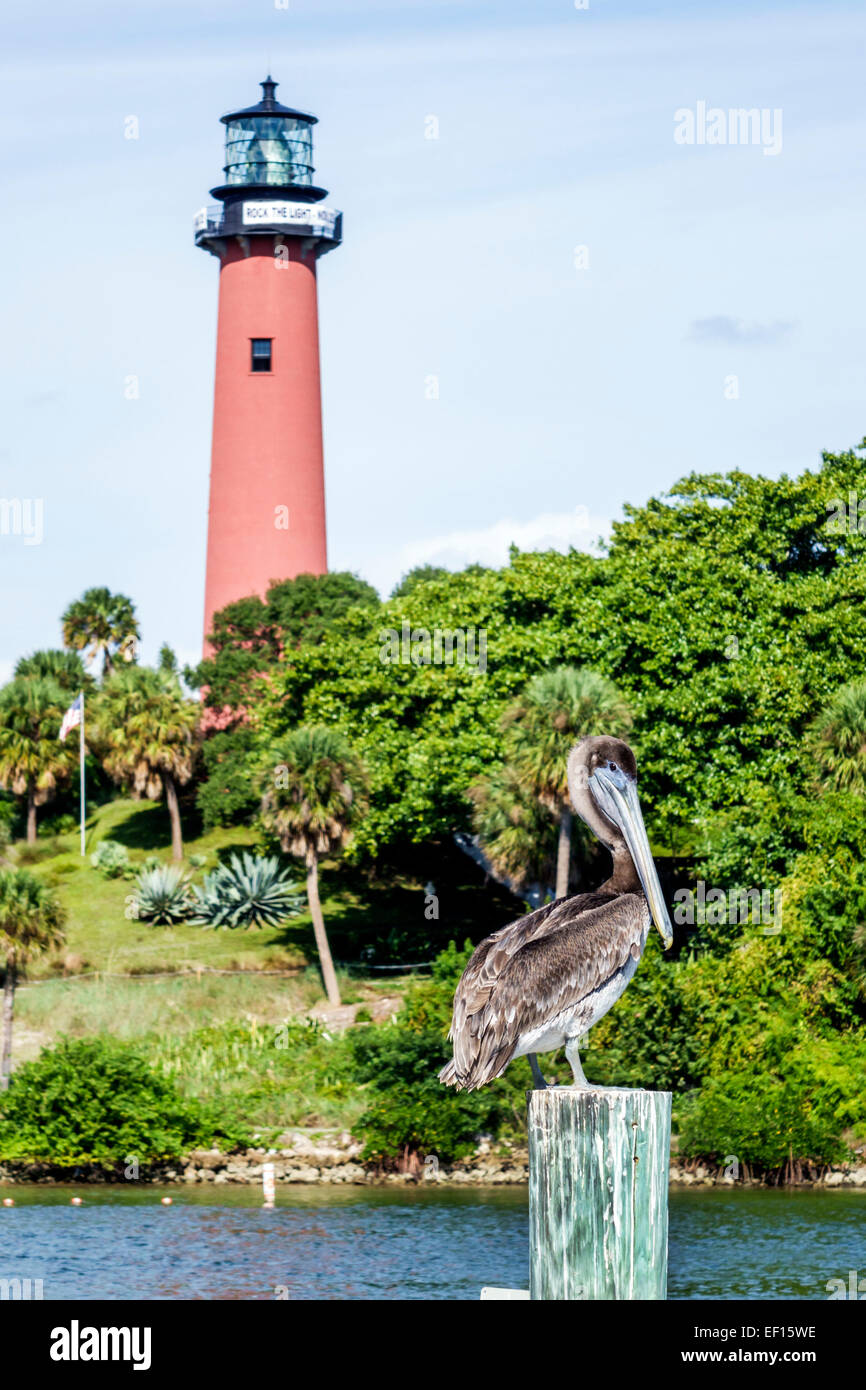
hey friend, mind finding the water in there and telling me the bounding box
[1,1185,863,1300]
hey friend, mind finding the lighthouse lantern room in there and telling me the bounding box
[195,78,341,650]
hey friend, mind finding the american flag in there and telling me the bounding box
[59,694,83,742]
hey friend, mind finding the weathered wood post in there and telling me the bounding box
[528,1088,671,1300]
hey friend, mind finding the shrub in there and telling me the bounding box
[196,729,261,830]
[190,852,303,929]
[677,1029,866,1172]
[351,1024,505,1164]
[39,813,78,837]
[0,1036,248,1165]
[349,940,529,1165]
[128,864,193,925]
[90,839,132,879]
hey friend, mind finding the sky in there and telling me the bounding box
[1,0,864,677]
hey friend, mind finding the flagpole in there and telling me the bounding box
[79,691,85,857]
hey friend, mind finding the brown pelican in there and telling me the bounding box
[439,736,673,1091]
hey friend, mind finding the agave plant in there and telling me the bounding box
[190,852,303,930]
[90,839,131,879]
[129,863,193,925]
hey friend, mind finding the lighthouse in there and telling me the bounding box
[195,78,341,648]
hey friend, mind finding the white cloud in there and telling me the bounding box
[689,316,795,347]
[371,506,611,594]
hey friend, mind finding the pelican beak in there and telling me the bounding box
[589,766,674,950]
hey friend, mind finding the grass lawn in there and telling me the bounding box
[15,796,515,983]
[20,800,307,977]
[2,795,516,1128]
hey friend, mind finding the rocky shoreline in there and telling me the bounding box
[2,1132,866,1188]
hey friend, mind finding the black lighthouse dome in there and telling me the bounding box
[210,77,328,204]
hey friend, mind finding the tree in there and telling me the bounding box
[810,681,866,795]
[266,572,380,648]
[158,644,178,675]
[61,587,139,678]
[469,763,558,893]
[258,726,367,1006]
[502,666,633,898]
[0,869,65,1089]
[94,667,198,860]
[390,565,450,599]
[15,649,90,692]
[0,677,76,842]
[189,573,380,710]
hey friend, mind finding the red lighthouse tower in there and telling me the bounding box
[195,78,341,648]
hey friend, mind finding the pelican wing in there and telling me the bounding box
[440,892,646,1090]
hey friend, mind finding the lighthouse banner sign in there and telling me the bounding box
[242,201,339,236]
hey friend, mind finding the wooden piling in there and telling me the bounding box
[528,1087,671,1300]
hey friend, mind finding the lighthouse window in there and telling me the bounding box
[251,338,272,372]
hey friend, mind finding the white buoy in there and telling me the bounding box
[160,1196,173,1206]
[2,1197,14,1207]
[70,1197,83,1206]
[262,1161,276,1207]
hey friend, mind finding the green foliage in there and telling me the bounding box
[266,572,380,648]
[0,868,66,964]
[158,644,178,675]
[390,565,451,598]
[349,940,529,1164]
[696,783,810,896]
[130,864,193,925]
[187,595,275,708]
[677,1027,866,1170]
[503,664,632,812]
[39,812,78,837]
[94,665,198,799]
[257,725,367,859]
[6,443,866,1171]
[191,852,303,929]
[810,679,866,795]
[189,572,380,709]
[351,1023,503,1164]
[586,940,704,1092]
[90,839,132,879]
[151,1016,360,1132]
[0,676,77,830]
[0,1036,246,1165]
[61,587,139,677]
[15,649,90,692]
[470,766,557,891]
[196,727,260,829]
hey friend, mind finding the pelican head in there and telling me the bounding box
[567,735,673,950]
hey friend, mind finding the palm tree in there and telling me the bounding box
[811,680,866,794]
[0,677,76,842]
[258,726,367,1007]
[15,649,90,692]
[0,869,66,1089]
[469,764,558,892]
[502,665,633,899]
[61,587,140,678]
[93,667,198,860]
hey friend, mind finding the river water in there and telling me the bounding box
[1,1185,863,1300]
